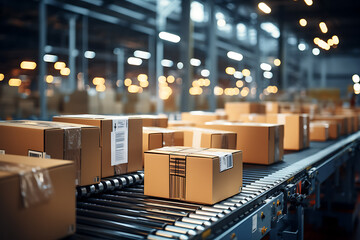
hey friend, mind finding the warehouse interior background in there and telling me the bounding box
[1,0,360,120]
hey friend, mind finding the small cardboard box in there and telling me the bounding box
[266,114,310,151]
[170,126,237,149]
[53,115,143,178]
[143,127,184,155]
[265,102,280,114]
[168,120,196,127]
[225,102,265,121]
[0,120,101,186]
[0,154,75,239]
[132,114,168,128]
[238,114,267,123]
[181,111,219,126]
[313,115,348,135]
[202,122,284,165]
[310,122,329,141]
[311,120,340,139]
[144,147,242,204]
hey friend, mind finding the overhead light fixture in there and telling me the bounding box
[332,35,339,45]
[20,61,37,70]
[263,71,273,79]
[299,18,307,27]
[317,39,330,50]
[258,2,271,14]
[0,73,4,81]
[84,51,96,59]
[245,76,253,83]
[225,67,236,75]
[217,19,226,27]
[327,39,334,46]
[43,54,58,63]
[9,78,21,87]
[352,74,360,83]
[159,31,181,43]
[260,63,272,71]
[201,69,210,77]
[242,69,251,77]
[319,22,328,33]
[190,58,201,67]
[134,50,151,59]
[127,57,142,66]
[234,71,243,79]
[298,43,306,51]
[54,61,66,70]
[304,0,313,6]
[190,1,205,23]
[177,62,183,69]
[60,67,70,76]
[161,59,174,67]
[260,22,280,38]
[227,51,243,61]
[274,59,281,66]
[313,37,320,45]
[312,48,320,56]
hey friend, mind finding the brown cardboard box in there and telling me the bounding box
[181,111,220,126]
[0,120,101,186]
[313,115,348,135]
[131,114,168,128]
[279,102,302,114]
[265,102,280,114]
[310,122,329,141]
[266,114,310,150]
[143,127,184,154]
[238,114,267,123]
[53,115,143,178]
[144,147,242,204]
[311,120,340,139]
[225,102,265,121]
[168,120,196,127]
[202,122,284,165]
[170,126,237,149]
[0,154,75,239]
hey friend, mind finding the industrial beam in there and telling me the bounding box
[38,0,47,120]
[68,15,77,93]
[82,15,89,87]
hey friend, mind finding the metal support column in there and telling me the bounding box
[206,0,217,111]
[38,0,47,120]
[320,57,327,88]
[148,35,157,97]
[115,48,125,94]
[68,16,77,93]
[180,0,193,112]
[278,7,288,90]
[82,15,88,87]
[306,52,314,89]
[255,18,262,101]
[155,0,165,113]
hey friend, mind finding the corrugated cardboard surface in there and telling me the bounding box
[170,127,236,149]
[53,115,143,178]
[0,154,75,240]
[131,115,168,128]
[313,115,347,135]
[266,114,310,150]
[168,120,196,127]
[202,122,283,165]
[0,121,101,186]
[310,123,329,141]
[144,147,242,204]
[311,120,339,139]
[225,102,265,121]
[265,102,280,114]
[181,112,219,126]
[238,114,267,123]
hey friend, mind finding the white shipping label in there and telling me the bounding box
[0,150,5,155]
[111,119,128,166]
[252,214,257,233]
[219,153,233,172]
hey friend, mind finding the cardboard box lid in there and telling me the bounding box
[170,126,236,134]
[131,114,168,120]
[0,154,73,180]
[205,121,281,128]
[186,111,218,116]
[0,120,95,130]
[143,127,181,134]
[57,114,141,120]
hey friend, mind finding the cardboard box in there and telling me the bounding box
[53,115,143,178]
[181,111,220,126]
[313,115,348,135]
[144,147,242,204]
[143,127,184,154]
[170,126,237,149]
[310,122,329,141]
[202,122,284,165]
[0,154,75,239]
[131,114,168,128]
[225,102,265,121]
[265,102,280,114]
[168,120,196,127]
[311,120,340,139]
[266,114,310,151]
[0,120,101,186]
[238,114,267,123]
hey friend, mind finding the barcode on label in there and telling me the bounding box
[220,154,233,172]
[28,150,44,158]
[115,132,125,162]
[111,119,128,166]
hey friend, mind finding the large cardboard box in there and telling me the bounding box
[131,114,168,128]
[265,102,280,114]
[181,111,220,126]
[0,120,101,186]
[311,120,340,139]
[144,147,242,204]
[168,120,196,127]
[0,154,75,239]
[170,126,237,149]
[202,122,284,165]
[225,102,265,121]
[266,114,310,151]
[313,115,348,135]
[53,115,142,178]
[310,122,329,141]
[238,114,267,123]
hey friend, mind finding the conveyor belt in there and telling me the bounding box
[74,132,360,240]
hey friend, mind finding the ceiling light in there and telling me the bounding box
[177,62,183,69]
[43,54,58,63]
[299,18,307,27]
[304,0,313,6]
[260,63,272,71]
[201,69,210,77]
[258,2,271,14]
[332,35,339,45]
[263,71,273,79]
[312,48,320,56]
[84,51,96,59]
[298,43,306,51]
[190,58,201,67]
[274,59,281,66]
[127,57,142,66]
[352,74,360,83]
[227,51,243,61]
[234,71,243,79]
[319,22,328,33]
[20,61,36,70]
[159,31,181,43]
[161,59,174,67]
[134,50,151,59]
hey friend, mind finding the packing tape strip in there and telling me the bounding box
[0,161,53,208]
[64,128,81,186]
[192,131,202,148]
[274,126,280,162]
[303,116,308,148]
[221,134,229,149]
